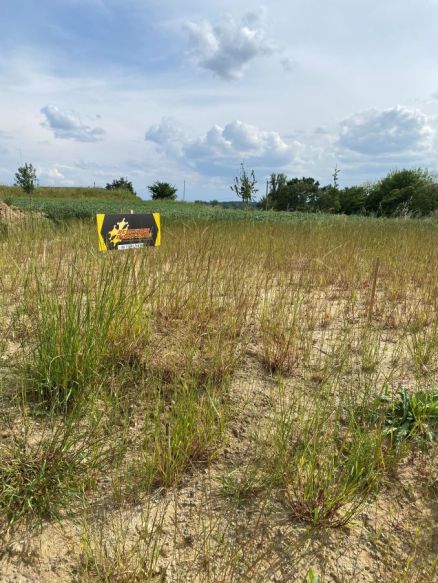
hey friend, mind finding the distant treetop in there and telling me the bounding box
[106,177,136,195]
[15,163,38,195]
[148,181,177,200]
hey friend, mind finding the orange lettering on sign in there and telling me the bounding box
[117,228,153,241]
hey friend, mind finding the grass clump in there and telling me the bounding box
[259,300,303,375]
[0,417,107,530]
[78,508,165,583]
[260,390,388,527]
[20,255,146,408]
[138,384,225,489]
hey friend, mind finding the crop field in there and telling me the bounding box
[2,194,352,223]
[0,203,437,582]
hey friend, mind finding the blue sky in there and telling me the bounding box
[1,0,438,200]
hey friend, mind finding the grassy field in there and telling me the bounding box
[0,193,352,223]
[0,185,138,201]
[6,193,438,225]
[0,204,437,582]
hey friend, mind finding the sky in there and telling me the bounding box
[1,0,438,200]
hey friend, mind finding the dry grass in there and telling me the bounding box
[0,214,437,581]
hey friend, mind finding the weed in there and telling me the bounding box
[382,387,438,446]
[220,465,265,507]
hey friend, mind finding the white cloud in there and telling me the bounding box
[41,105,105,142]
[338,106,435,156]
[145,117,186,157]
[43,167,65,180]
[185,14,275,80]
[146,118,299,175]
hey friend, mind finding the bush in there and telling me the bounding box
[338,186,368,215]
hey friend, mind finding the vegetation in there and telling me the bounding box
[376,388,438,447]
[230,162,258,207]
[14,163,38,195]
[2,166,438,219]
[0,195,368,222]
[263,168,438,217]
[105,176,136,196]
[0,205,436,581]
[0,185,137,201]
[147,181,177,200]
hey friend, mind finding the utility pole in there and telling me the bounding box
[183,180,186,201]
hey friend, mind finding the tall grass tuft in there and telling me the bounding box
[20,254,147,407]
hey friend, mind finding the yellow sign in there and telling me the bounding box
[96,213,161,251]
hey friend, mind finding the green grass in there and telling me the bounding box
[257,386,389,527]
[0,185,137,200]
[5,194,436,225]
[20,254,145,408]
[0,414,108,529]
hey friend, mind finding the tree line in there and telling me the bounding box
[234,164,438,217]
[11,162,438,217]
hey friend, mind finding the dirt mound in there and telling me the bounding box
[0,202,27,223]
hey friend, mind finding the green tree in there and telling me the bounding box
[338,186,367,215]
[105,177,136,195]
[332,165,341,190]
[366,168,436,216]
[230,163,258,208]
[410,182,438,215]
[267,172,287,209]
[271,177,320,211]
[314,185,341,213]
[148,181,177,200]
[15,163,37,195]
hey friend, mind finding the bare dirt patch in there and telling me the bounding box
[0,202,27,223]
